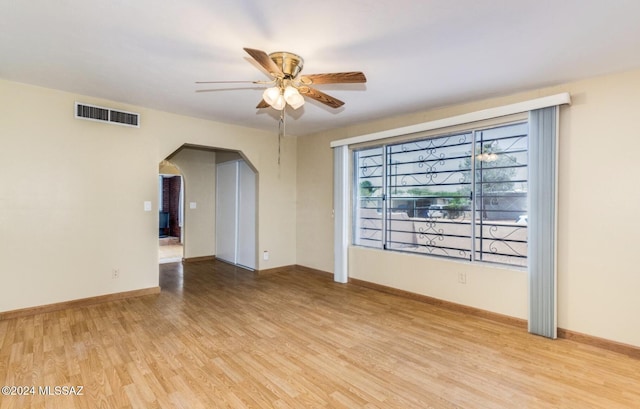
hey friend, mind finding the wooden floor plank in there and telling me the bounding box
[1,260,639,408]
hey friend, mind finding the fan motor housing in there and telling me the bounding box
[269,51,304,79]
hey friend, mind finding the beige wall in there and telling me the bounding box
[168,148,216,259]
[296,132,335,272]
[0,79,296,312]
[297,68,640,347]
[215,150,242,164]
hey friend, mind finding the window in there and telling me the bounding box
[354,122,528,267]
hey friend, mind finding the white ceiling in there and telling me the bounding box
[2,0,640,136]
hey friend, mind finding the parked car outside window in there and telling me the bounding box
[428,204,447,218]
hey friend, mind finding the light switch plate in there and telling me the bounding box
[189,202,197,209]
[144,201,152,211]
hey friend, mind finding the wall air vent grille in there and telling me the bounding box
[75,102,140,128]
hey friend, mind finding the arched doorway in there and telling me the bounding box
[160,145,258,270]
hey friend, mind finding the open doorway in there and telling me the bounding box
[160,145,258,269]
[159,160,184,264]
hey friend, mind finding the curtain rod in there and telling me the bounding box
[330,92,571,148]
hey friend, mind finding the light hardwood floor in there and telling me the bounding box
[159,237,183,264]
[1,261,639,408]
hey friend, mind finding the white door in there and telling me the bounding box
[215,160,256,269]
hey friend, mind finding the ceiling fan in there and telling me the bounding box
[196,48,367,111]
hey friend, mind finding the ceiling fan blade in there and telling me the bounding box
[195,80,257,84]
[299,72,366,85]
[256,99,269,109]
[299,86,344,108]
[243,48,283,77]
[196,87,261,93]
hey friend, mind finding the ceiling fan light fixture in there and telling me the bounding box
[263,86,281,106]
[197,48,366,112]
[284,85,304,109]
[271,94,286,110]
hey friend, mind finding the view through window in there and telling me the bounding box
[354,122,528,267]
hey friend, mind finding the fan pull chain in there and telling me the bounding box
[278,106,286,165]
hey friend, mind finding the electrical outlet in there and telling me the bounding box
[112,268,120,279]
[458,272,467,284]
[263,251,269,261]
